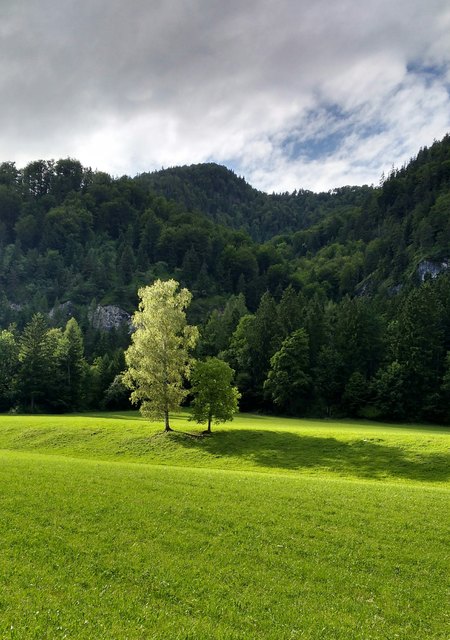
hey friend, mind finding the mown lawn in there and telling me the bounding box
[0,412,448,639]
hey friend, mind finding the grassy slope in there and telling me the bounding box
[0,412,448,483]
[0,413,448,639]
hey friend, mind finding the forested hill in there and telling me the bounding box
[137,163,263,234]
[137,163,373,241]
[141,136,450,257]
[1,134,450,421]
[0,135,449,325]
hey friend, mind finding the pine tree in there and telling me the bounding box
[17,313,57,411]
[0,328,18,411]
[264,328,311,415]
[60,318,86,410]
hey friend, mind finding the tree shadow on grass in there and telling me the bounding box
[172,429,450,483]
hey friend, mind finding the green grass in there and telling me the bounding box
[0,412,448,639]
[0,412,447,483]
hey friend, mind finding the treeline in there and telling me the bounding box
[140,136,450,265]
[138,163,374,241]
[200,274,450,423]
[142,136,450,301]
[0,315,129,413]
[273,135,450,297]
[3,272,450,423]
[1,136,450,422]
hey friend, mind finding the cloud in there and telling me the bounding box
[0,0,449,192]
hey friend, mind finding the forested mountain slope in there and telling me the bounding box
[138,162,373,241]
[276,134,450,298]
[0,135,449,420]
[140,135,450,297]
[1,134,449,324]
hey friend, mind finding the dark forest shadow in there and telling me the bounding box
[171,429,450,482]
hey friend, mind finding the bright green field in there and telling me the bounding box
[0,413,448,639]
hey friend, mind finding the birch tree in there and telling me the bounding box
[124,279,198,431]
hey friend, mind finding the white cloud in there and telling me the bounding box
[0,0,449,191]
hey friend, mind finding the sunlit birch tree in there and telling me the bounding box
[124,279,198,431]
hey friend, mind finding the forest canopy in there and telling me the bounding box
[0,134,450,422]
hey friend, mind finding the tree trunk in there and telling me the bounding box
[164,410,173,432]
[207,413,212,433]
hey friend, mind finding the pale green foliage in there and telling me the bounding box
[190,357,240,432]
[124,279,198,428]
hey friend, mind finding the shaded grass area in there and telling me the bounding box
[0,451,448,640]
[0,412,448,484]
[171,428,450,482]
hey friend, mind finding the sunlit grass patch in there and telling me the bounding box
[0,411,447,484]
[0,412,448,638]
[0,451,448,639]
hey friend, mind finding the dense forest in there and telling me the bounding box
[0,134,450,421]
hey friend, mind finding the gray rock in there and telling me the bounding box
[89,304,132,331]
[49,300,76,320]
[417,260,449,282]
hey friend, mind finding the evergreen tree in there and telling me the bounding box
[264,328,311,415]
[60,318,86,410]
[342,371,371,417]
[118,243,135,285]
[0,328,18,411]
[373,361,406,420]
[278,285,304,338]
[248,292,282,398]
[303,295,326,367]
[334,296,383,381]
[87,354,112,409]
[200,293,248,356]
[314,345,344,416]
[395,283,445,417]
[17,313,57,411]
[222,314,257,408]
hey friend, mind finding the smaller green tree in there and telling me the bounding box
[190,358,240,433]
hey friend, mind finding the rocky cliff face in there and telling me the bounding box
[88,305,132,331]
[417,260,449,282]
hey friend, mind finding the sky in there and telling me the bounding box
[1,0,450,193]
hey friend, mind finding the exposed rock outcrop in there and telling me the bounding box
[417,259,449,282]
[88,304,132,331]
[49,300,76,321]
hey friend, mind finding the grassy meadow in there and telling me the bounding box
[0,412,448,639]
